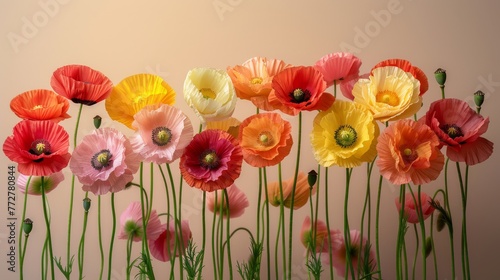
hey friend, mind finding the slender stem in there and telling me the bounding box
[263,167,271,280]
[440,85,446,99]
[287,112,302,280]
[257,167,262,242]
[21,233,30,279]
[343,168,356,280]
[211,193,219,280]
[359,161,375,275]
[107,193,116,280]
[278,163,287,278]
[157,165,174,273]
[98,196,104,280]
[218,197,224,280]
[166,164,183,279]
[396,185,406,280]
[430,189,447,280]
[412,224,419,280]
[126,236,132,280]
[224,189,234,279]
[274,208,283,280]
[322,167,334,279]
[42,234,48,280]
[456,162,470,280]
[78,193,90,280]
[19,176,31,280]
[41,177,55,280]
[375,174,384,279]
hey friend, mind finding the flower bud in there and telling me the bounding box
[425,237,433,258]
[83,197,91,212]
[434,68,446,87]
[93,115,102,129]
[436,212,446,232]
[23,218,33,236]
[474,90,485,108]
[307,170,318,189]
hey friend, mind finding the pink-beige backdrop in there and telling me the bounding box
[1,0,499,279]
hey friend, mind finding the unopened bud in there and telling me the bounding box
[307,170,318,189]
[474,90,485,108]
[93,115,102,129]
[83,197,91,212]
[434,68,447,87]
[23,218,33,236]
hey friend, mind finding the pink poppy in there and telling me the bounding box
[376,119,444,185]
[206,184,249,218]
[180,129,243,192]
[149,220,192,262]
[314,52,362,88]
[395,193,435,224]
[268,66,335,116]
[51,64,113,105]
[422,98,493,165]
[130,104,193,164]
[3,120,70,176]
[300,216,339,254]
[329,230,377,278]
[118,201,163,242]
[69,127,142,195]
[17,172,64,195]
[339,73,369,100]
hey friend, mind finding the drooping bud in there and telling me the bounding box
[93,115,102,129]
[434,68,447,87]
[307,170,318,189]
[23,218,33,236]
[425,237,433,258]
[436,212,446,232]
[83,197,91,212]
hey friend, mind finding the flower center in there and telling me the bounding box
[251,77,263,84]
[441,124,464,139]
[32,105,44,110]
[258,131,274,147]
[30,139,51,156]
[91,149,113,170]
[376,90,400,106]
[334,125,357,148]
[152,126,172,146]
[200,149,219,169]
[402,148,418,163]
[289,88,311,103]
[124,220,142,238]
[200,88,216,99]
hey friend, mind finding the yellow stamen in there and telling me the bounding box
[251,77,263,84]
[376,90,400,106]
[200,88,216,99]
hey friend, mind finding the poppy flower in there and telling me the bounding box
[311,100,379,168]
[205,117,241,139]
[105,74,176,129]
[422,98,493,165]
[300,216,339,253]
[69,127,142,195]
[206,184,249,218]
[314,52,362,88]
[372,58,429,96]
[3,120,70,176]
[339,73,369,100]
[118,201,163,242]
[352,66,422,123]
[269,66,335,115]
[227,57,291,111]
[268,171,316,209]
[183,67,237,122]
[10,89,70,122]
[238,113,293,167]
[51,64,113,105]
[17,172,64,195]
[328,230,377,278]
[180,129,243,192]
[149,220,192,262]
[395,193,435,224]
[377,119,444,185]
[130,104,193,164]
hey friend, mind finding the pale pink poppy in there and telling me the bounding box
[149,220,192,262]
[17,172,64,195]
[118,201,163,242]
[300,216,339,254]
[314,52,362,88]
[395,192,435,224]
[206,184,249,218]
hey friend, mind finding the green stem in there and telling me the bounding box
[126,236,133,280]
[98,196,104,280]
[456,162,470,280]
[78,193,89,280]
[343,168,356,280]
[211,193,219,280]
[19,176,31,280]
[324,167,334,279]
[274,207,283,280]
[412,224,419,280]
[359,161,375,275]
[107,193,116,280]
[224,189,234,279]
[430,189,447,280]
[218,195,224,280]
[263,167,270,280]
[440,85,446,99]
[375,174,383,280]
[41,177,55,280]
[166,164,183,280]
[287,111,302,280]
[396,185,406,280]
[279,163,287,278]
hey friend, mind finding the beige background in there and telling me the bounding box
[1,0,499,279]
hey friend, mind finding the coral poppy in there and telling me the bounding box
[352,66,422,123]
[3,120,70,176]
[269,66,335,115]
[149,220,192,262]
[51,64,113,105]
[372,58,429,96]
[130,104,193,164]
[300,216,339,253]
[227,57,291,111]
[422,98,494,165]
[105,74,176,129]
[10,89,70,122]
[183,67,237,122]
[205,117,241,139]
[17,172,64,195]
[180,129,243,192]
[310,100,379,168]
[69,127,142,195]
[268,171,316,209]
[206,184,249,218]
[377,119,444,185]
[314,52,362,88]
[118,201,163,242]
[395,193,435,224]
[238,113,293,167]
[329,230,377,278]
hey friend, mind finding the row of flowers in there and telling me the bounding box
[3,53,493,280]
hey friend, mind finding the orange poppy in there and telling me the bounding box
[10,89,70,122]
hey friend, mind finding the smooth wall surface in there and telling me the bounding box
[1,0,499,279]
